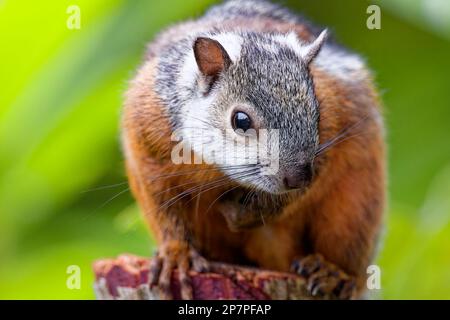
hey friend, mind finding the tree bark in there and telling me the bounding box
[93,254,328,300]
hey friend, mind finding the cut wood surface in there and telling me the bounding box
[93,254,335,300]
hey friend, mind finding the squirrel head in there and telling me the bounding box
[176,30,328,194]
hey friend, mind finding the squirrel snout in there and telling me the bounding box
[282,163,314,190]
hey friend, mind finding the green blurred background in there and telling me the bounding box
[0,0,449,299]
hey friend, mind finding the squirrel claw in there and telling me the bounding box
[291,254,356,300]
[148,242,209,300]
[148,252,163,287]
[189,248,210,273]
[291,254,324,277]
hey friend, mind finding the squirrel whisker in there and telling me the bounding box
[157,167,261,211]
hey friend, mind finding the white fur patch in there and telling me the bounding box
[179,93,216,163]
[273,32,303,56]
[178,50,199,92]
[314,45,367,82]
[209,33,243,62]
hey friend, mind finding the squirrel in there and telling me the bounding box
[122,0,385,300]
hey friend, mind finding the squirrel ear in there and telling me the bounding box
[300,29,328,65]
[193,37,231,80]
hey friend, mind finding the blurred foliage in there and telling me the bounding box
[0,0,449,299]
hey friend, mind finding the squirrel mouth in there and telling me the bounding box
[217,188,288,232]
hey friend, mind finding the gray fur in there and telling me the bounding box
[223,32,319,161]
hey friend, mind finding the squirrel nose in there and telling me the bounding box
[283,163,314,190]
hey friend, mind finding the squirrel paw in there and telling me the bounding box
[291,254,356,300]
[148,241,209,300]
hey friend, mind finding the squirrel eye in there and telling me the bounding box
[232,111,252,132]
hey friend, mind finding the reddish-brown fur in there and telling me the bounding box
[122,18,385,299]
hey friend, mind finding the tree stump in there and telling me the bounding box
[93,254,335,300]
